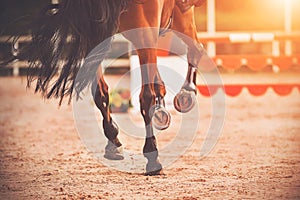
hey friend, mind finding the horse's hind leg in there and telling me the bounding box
[172,6,204,113]
[92,73,124,160]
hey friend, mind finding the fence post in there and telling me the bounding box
[284,0,292,56]
[272,41,280,57]
[11,40,19,76]
[206,0,216,57]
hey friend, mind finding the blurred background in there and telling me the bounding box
[195,0,300,31]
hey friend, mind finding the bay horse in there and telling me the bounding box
[13,0,206,175]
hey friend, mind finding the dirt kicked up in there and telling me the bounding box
[0,76,299,199]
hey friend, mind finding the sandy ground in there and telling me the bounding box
[0,75,300,200]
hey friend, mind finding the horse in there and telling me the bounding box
[11,0,206,175]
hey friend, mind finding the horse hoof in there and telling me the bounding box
[151,106,171,130]
[104,141,124,160]
[145,161,164,176]
[145,169,165,176]
[173,89,196,113]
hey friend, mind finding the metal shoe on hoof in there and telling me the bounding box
[174,88,196,113]
[150,97,171,130]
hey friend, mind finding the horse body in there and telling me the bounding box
[16,0,205,175]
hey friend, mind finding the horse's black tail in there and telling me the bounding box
[16,0,129,104]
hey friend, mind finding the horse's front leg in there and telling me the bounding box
[172,6,205,113]
[119,0,171,175]
[91,69,124,160]
[173,63,198,113]
[137,48,169,175]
